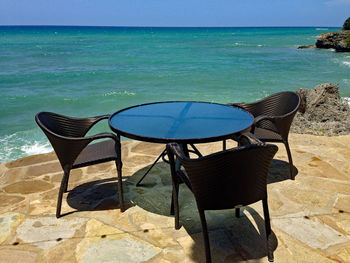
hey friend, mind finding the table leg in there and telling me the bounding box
[136,148,167,186]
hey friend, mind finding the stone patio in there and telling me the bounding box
[0,133,350,262]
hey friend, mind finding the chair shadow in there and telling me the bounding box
[128,162,278,262]
[268,159,299,184]
[62,162,169,216]
[61,157,290,260]
[63,157,298,218]
[185,207,278,262]
[66,177,123,213]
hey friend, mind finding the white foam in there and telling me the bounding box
[103,91,136,96]
[21,142,52,156]
[343,97,350,106]
[342,61,350,67]
[0,133,52,163]
[316,28,328,31]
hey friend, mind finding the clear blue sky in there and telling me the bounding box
[0,0,349,27]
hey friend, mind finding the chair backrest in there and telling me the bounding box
[175,143,278,211]
[243,91,300,118]
[36,112,97,138]
[35,112,95,171]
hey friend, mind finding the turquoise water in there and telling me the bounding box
[1,26,349,162]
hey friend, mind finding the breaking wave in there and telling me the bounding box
[0,133,52,163]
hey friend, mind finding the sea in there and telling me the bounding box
[1,26,350,163]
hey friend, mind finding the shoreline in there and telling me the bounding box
[2,132,350,166]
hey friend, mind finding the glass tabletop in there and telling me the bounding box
[109,101,253,144]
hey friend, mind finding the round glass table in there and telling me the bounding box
[109,101,254,186]
[109,101,253,144]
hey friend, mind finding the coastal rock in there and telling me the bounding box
[297,45,315,49]
[291,83,350,136]
[334,38,350,52]
[315,30,350,52]
[343,17,350,30]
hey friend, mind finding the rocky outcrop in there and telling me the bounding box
[343,17,350,30]
[291,83,350,136]
[315,30,350,52]
[297,45,315,49]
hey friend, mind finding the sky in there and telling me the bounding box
[0,0,349,27]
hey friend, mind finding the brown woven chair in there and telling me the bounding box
[167,140,278,263]
[228,91,300,179]
[35,112,125,218]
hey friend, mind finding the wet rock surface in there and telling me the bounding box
[291,83,350,136]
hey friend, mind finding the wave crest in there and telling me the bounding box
[343,61,350,67]
[103,91,136,96]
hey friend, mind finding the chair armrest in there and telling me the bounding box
[166,143,192,190]
[88,114,111,128]
[66,132,121,146]
[253,115,276,125]
[73,114,112,137]
[93,114,110,121]
[237,132,263,146]
[227,102,246,110]
[87,132,121,145]
[166,143,189,161]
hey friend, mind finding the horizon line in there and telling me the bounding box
[0,25,341,28]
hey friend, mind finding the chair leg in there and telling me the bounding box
[167,145,181,230]
[262,198,274,262]
[116,160,125,212]
[63,171,70,192]
[170,190,175,216]
[56,170,69,218]
[172,179,180,229]
[235,207,240,218]
[189,144,203,157]
[284,140,295,180]
[223,140,226,150]
[198,209,212,263]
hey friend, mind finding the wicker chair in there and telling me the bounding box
[167,140,278,263]
[228,91,300,179]
[35,112,125,218]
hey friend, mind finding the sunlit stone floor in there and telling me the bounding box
[0,134,350,263]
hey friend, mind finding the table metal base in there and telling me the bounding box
[136,143,202,186]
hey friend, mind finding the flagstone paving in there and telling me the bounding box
[0,133,349,262]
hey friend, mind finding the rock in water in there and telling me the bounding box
[297,45,315,49]
[291,83,350,136]
[314,17,350,52]
[315,30,350,52]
